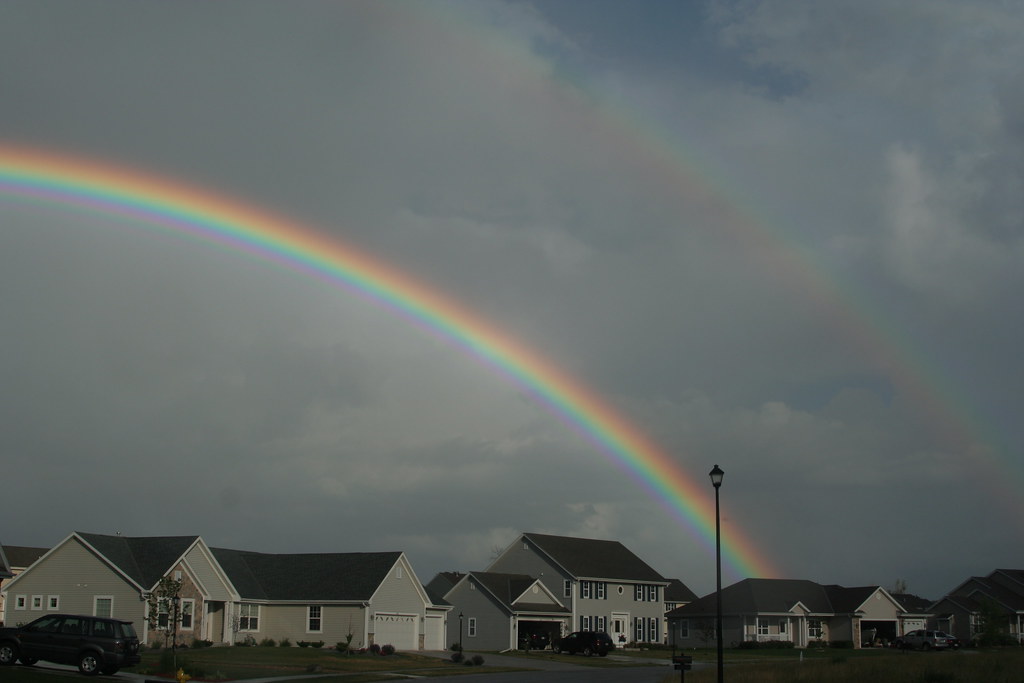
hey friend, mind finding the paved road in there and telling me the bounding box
[410,650,694,682]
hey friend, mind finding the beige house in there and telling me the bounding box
[1,532,449,650]
[667,578,923,649]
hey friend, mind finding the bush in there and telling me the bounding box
[297,640,310,648]
[311,640,324,648]
[259,638,276,647]
[380,644,395,656]
[279,638,292,647]
[450,652,464,663]
[472,654,485,666]
[191,639,213,649]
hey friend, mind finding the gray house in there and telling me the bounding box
[438,571,569,651]
[0,532,449,650]
[486,532,672,646]
[929,569,1024,645]
[0,544,48,621]
[667,578,916,649]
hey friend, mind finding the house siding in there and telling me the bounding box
[487,545,569,602]
[446,578,515,651]
[369,556,429,649]
[3,538,146,627]
[258,604,367,648]
[184,545,233,602]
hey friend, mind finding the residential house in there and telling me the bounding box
[436,571,570,651]
[485,532,671,646]
[0,532,449,650]
[663,578,698,645]
[0,544,52,623]
[929,569,1024,645]
[667,578,917,649]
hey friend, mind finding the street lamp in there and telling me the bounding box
[459,612,464,653]
[709,464,724,683]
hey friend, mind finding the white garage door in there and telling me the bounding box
[424,614,445,650]
[374,613,418,650]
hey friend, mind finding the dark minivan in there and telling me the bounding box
[0,614,141,675]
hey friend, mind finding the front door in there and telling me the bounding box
[611,612,629,646]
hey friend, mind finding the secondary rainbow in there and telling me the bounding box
[0,144,779,580]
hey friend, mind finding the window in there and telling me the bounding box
[94,597,113,618]
[563,580,572,599]
[157,600,171,629]
[15,595,27,610]
[181,599,195,630]
[238,603,260,631]
[47,595,60,611]
[648,617,659,642]
[582,582,592,599]
[581,615,591,631]
[808,619,822,639]
[634,617,643,642]
[308,606,322,633]
[596,616,607,632]
[32,595,43,610]
[395,566,403,579]
[647,585,658,602]
[634,584,658,602]
[780,619,788,635]
[468,617,477,637]
[174,570,182,582]
[757,619,769,636]
[678,619,689,639]
[596,582,607,600]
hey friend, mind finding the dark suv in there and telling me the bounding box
[553,630,615,656]
[0,614,141,675]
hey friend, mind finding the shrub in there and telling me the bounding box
[472,654,485,666]
[297,640,310,648]
[260,638,276,647]
[450,642,462,652]
[311,640,324,648]
[450,652,464,663]
[191,639,213,649]
[335,642,349,653]
[737,640,795,650]
[279,638,292,647]
[380,643,395,656]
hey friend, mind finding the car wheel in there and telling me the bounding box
[583,646,593,657]
[78,652,103,676]
[0,643,19,666]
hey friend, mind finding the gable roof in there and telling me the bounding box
[77,532,200,590]
[1,545,48,571]
[665,578,699,604]
[669,579,839,617]
[466,572,569,615]
[824,585,888,613]
[0,545,11,579]
[211,548,402,601]
[520,533,667,583]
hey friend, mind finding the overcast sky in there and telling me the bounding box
[2,0,1022,600]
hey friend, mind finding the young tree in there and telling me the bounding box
[146,576,184,648]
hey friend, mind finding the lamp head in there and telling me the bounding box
[709,464,724,488]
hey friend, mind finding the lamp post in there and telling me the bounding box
[709,464,724,683]
[459,612,464,653]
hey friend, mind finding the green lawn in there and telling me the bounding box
[0,645,520,682]
[656,647,1024,683]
